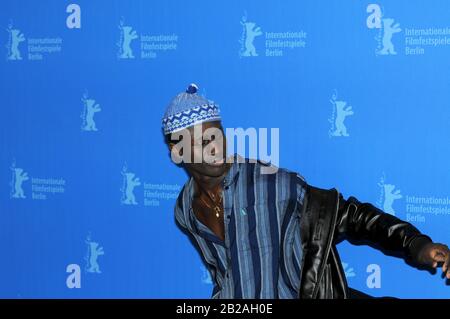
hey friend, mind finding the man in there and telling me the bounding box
[163,84,450,299]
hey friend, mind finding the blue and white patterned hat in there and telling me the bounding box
[162,84,221,135]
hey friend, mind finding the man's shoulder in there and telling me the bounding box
[175,179,191,209]
[174,179,191,229]
[174,178,194,219]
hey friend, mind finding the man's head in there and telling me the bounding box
[162,84,228,178]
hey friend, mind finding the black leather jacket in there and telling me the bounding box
[298,185,433,299]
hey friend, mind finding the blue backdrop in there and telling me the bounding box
[1,0,449,298]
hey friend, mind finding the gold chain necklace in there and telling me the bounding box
[198,191,223,218]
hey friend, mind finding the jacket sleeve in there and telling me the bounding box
[334,194,432,264]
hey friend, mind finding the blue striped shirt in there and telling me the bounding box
[174,155,307,299]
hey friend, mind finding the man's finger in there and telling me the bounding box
[432,253,446,263]
[443,255,450,278]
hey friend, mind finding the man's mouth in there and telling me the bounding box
[204,157,225,167]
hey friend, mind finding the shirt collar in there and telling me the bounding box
[222,153,242,187]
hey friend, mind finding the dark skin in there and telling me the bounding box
[169,121,230,241]
[168,120,450,279]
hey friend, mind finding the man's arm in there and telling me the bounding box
[335,194,450,279]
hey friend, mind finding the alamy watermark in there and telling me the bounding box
[168,125,280,174]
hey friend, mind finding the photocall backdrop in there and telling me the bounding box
[1,0,449,298]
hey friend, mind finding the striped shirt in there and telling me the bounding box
[174,155,307,299]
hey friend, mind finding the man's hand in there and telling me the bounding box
[416,243,450,279]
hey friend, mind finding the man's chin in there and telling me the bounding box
[199,160,228,177]
[202,164,226,176]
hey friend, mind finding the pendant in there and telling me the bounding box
[214,206,221,218]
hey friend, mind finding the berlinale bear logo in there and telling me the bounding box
[85,234,105,274]
[10,162,29,199]
[328,90,354,138]
[239,12,262,57]
[377,174,402,216]
[6,22,25,61]
[81,92,101,132]
[121,164,141,205]
[366,4,401,56]
[117,19,138,59]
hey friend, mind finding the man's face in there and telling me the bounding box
[169,121,228,178]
